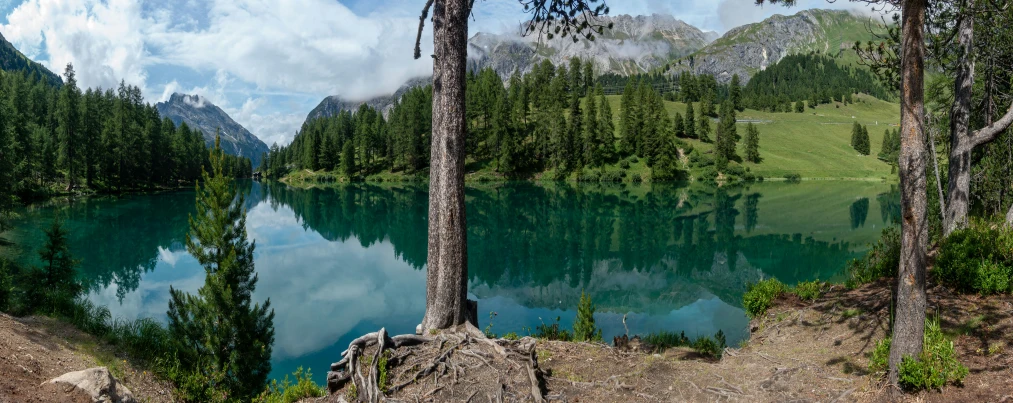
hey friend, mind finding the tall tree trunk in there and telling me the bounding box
[944,1,976,236]
[944,1,1013,235]
[889,0,928,387]
[1006,203,1013,227]
[422,0,473,332]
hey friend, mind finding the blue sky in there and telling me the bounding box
[0,0,870,147]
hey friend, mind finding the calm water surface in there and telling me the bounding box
[5,180,899,384]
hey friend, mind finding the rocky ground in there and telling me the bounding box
[315,279,1013,403]
[0,313,174,403]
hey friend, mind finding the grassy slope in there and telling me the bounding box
[607,93,900,179]
[284,92,900,185]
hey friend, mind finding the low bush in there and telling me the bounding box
[533,317,572,341]
[784,173,802,183]
[936,219,1013,295]
[255,367,325,403]
[743,278,786,318]
[631,173,643,184]
[642,330,727,358]
[600,170,623,183]
[868,318,968,391]
[619,159,631,169]
[846,227,901,288]
[791,280,823,302]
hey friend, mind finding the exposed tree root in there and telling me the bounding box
[327,323,546,402]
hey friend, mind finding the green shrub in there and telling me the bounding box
[743,279,786,318]
[503,332,520,341]
[791,280,823,302]
[631,173,643,183]
[898,318,968,391]
[868,319,968,391]
[936,220,1013,295]
[698,166,719,182]
[573,291,602,342]
[255,367,325,403]
[868,337,891,374]
[724,163,746,177]
[630,156,639,164]
[0,260,11,312]
[642,331,690,351]
[846,227,901,288]
[784,173,801,183]
[692,331,727,358]
[601,170,623,183]
[533,317,572,341]
[619,159,631,169]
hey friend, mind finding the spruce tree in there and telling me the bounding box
[795,100,805,113]
[596,90,615,164]
[166,135,275,401]
[697,107,712,143]
[745,123,761,163]
[674,112,685,138]
[730,74,743,111]
[583,86,599,166]
[685,102,696,139]
[341,141,356,178]
[573,291,602,342]
[27,219,81,311]
[859,125,871,155]
[850,121,862,151]
[57,64,81,189]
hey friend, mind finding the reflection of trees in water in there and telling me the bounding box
[265,182,861,312]
[850,198,870,229]
[878,185,901,225]
[13,181,267,301]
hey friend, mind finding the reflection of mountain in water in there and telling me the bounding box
[264,182,871,313]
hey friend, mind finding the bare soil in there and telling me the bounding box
[312,279,1013,402]
[0,313,176,403]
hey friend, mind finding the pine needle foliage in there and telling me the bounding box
[167,133,275,401]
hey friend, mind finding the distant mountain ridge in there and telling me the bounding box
[665,9,885,83]
[155,93,270,167]
[302,9,885,128]
[0,32,62,87]
[467,13,719,78]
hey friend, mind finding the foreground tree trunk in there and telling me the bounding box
[889,0,928,387]
[422,0,473,332]
[943,0,1013,235]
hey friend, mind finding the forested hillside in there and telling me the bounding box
[270,54,898,183]
[0,65,252,203]
[0,33,62,87]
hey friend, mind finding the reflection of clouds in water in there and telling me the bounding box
[157,246,185,267]
[90,201,428,362]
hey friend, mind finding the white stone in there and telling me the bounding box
[44,367,136,403]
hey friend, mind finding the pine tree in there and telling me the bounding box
[166,135,275,401]
[684,102,696,139]
[596,90,615,164]
[716,100,738,168]
[572,291,602,342]
[795,101,805,113]
[618,80,636,156]
[697,107,712,143]
[57,64,81,189]
[341,140,357,178]
[583,85,599,166]
[27,219,82,311]
[745,123,761,163]
[858,125,871,155]
[673,112,685,138]
[730,74,743,112]
[851,121,862,153]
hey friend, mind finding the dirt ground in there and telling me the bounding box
[315,279,1013,403]
[0,313,175,403]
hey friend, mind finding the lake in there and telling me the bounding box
[3,180,899,385]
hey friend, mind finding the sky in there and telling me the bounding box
[0,0,872,147]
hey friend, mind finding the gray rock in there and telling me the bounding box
[44,367,136,403]
[156,93,270,166]
[669,9,883,84]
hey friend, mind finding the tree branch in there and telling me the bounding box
[971,101,1013,147]
[414,0,436,60]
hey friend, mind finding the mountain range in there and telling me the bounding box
[155,94,270,167]
[304,9,884,127]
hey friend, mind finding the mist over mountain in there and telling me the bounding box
[156,93,270,167]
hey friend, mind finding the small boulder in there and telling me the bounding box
[44,367,136,403]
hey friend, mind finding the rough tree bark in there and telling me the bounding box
[889,0,928,387]
[943,0,1013,235]
[422,0,474,332]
